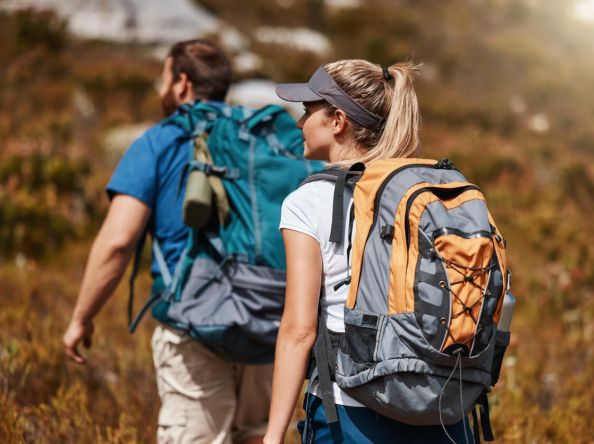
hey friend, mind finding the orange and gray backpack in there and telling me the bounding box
[305,158,513,443]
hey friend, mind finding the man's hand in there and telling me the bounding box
[63,317,95,364]
[62,194,151,365]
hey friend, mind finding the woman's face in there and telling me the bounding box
[297,101,335,160]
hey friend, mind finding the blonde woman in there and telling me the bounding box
[263,60,472,443]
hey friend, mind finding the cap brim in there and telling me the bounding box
[276,83,323,102]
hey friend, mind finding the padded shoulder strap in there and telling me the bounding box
[299,168,345,187]
[301,163,364,243]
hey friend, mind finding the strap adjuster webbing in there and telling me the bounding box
[313,310,339,424]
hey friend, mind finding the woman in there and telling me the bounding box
[263,60,472,444]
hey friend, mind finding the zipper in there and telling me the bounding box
[439,264,453,352]
[404,185,480,249]
[432,227,493,240]
[365,164,437,246]
[372,314,386,362]
[354,164,442,306]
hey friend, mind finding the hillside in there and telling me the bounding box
[1,1,594,442]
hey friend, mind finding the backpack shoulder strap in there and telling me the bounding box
[300,168,344,187]
[127,236,173,333]
[313,308,339,425]
[301,163,365,243]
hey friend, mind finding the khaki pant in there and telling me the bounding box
[151,325,273,444]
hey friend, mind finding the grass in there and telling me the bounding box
[0,241,158,444]
[2,3,594,443]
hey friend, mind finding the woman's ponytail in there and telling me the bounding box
[373,61,421,160]
[323,59,422,166]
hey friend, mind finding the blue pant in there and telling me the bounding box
[298,394,474,444]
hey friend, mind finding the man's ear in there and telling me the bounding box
[332,109,349,136]
[174,72,195,103]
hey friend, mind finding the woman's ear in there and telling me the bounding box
[332,109,349,136]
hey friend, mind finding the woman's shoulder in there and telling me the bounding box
[280,179,336,235]
[284,179,335,208]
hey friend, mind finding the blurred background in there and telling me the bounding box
[1,0,593,442]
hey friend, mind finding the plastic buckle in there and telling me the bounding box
[380,225,395,240]
[238,126,250,142]
[210,165,227,176]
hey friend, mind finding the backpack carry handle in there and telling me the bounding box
[244,104,285,130]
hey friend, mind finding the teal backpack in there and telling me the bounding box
[129,101,323,364]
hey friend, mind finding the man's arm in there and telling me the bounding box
[63,194,151,364]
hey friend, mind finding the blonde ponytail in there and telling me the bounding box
[323,59,422,167]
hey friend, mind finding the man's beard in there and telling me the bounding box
[160,89,179,117]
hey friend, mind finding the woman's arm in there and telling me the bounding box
[264,229,323,444]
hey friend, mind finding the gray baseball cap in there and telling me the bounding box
[276,66,385,129]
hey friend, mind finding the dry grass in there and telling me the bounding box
[0,246,157,443]
[2,3,594,443]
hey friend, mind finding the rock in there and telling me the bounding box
[527,113,550,133]
[0,0,245,51]
[254,26,331,55]
[227,79,303,119]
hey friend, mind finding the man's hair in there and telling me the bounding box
[168,39,231,101]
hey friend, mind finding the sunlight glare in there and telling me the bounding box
[573,0,594,22]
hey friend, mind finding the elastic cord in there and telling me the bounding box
[439,351,467,444]
[382,66,392,81]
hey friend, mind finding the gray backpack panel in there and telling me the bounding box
[336,309,494,425]
[166,257,285,361]
[355,166,467,314]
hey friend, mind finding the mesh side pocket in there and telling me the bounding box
[342,321,378,365]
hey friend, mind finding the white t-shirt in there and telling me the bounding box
[279,180,364,407]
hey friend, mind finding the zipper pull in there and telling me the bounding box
[333,276,351,291]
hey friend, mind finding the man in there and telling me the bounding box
[63,40,272,444]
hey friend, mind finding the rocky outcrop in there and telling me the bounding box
[0,0,245,50]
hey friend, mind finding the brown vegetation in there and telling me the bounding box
[1,1,594,442]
